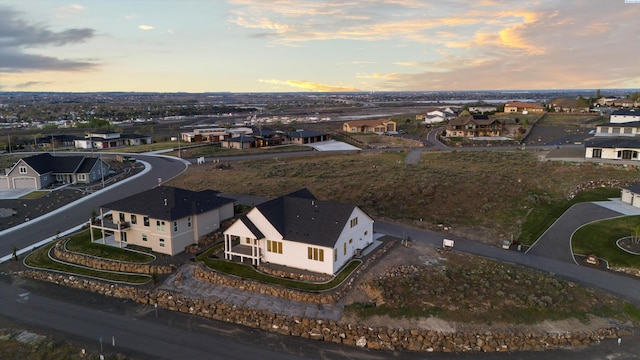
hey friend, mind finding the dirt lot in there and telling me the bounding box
[341,241,633,335]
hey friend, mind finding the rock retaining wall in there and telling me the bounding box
[53,242,174,275]
[16,269,629,353]
[196,239,397,305]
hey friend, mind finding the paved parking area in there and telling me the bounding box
[0,189,34,200]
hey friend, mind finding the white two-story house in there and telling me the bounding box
[223,189,374,275]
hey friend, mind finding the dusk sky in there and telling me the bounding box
[1,0,639,93]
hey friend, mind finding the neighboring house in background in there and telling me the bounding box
[285,130,330,144]
[223,189,374,275]
[91,186,235,256]
[503,101,545,114]
[445,115,504,138]
[181,128,229,143]
[220,135,256,150]
[621,185,640,209]
[427,109,457,119]
[0,153,109,190]
[610,109,640,124]
[585,138,640,161]
[74,132,152,149]
[342,119,397,133]
[468,106,498,114]
[613,99,636,108]
[550,98,590,113]
[594,121,640,137]
[36,134,82,149]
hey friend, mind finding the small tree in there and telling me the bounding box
[633,225,640,246]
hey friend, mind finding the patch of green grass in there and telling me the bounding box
[572,215,640,268]
[197,246,360,291]
[19,191,48,199]
[518,187,622,245]
[24,242,150,284]
[65,230,154,263]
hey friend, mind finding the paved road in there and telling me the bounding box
[374,221,640,306]
[0,154,188,259]
[526,202,623,263]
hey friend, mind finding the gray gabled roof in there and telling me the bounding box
[20,153,86,174]
[598,121,640,128]
[76,157,106,173]
[586,138,640,148]
[100,186,234,221]
[622,185,640,194]
[286,130,327,138]
[612,109,639,116]
[255,188,356,247]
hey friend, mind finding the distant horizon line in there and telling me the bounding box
[1,88,639,95]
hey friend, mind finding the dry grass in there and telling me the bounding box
[166,150,640,245]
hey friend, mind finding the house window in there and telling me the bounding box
[267,240,283,254]
[349,238,353,244]
[121,232,127,243]
[119,213,125,223]
[245,237,251,244]
[131,214,137,224]
[19,166,27,174]
[307,247,324,261]
[343,242,347,255]
[142,234,147,242]
[159,238,165,247]
[77,174,86,181]
[592,149,602,158]
[173,221,178,232]
[143,216,149,226]
[350,217,358,228]
[187,216,191,227]
[364,230,368,236]
[156,220,165,231]
[334,248,337,262]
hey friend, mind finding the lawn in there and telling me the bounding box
[196,246,360,291]
[65,229,155,263]
[572,215,640,268]
[24,242,150,284]
[518,187,623,245]
[19,191,48,199]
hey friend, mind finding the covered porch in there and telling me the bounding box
[223,234,263,266]
[89,208,130,248]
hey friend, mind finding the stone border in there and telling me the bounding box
[195,239,397,305]
[616,237,640,255]
[53,241,174,275]
[15,269,630,353]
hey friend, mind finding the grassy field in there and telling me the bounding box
[538,113,601,126]
[166,150,640,245]
[346,251,640,325]
[165,144,312,158]
[572,216,640,268]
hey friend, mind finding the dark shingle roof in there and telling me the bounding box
[21,153,86,174]
[598,121,640,128]
[76,157,104,173]
[612,109,639,116]
[255,188,356,247]
[586,138,640,148]
[286,130,327,138]
[623,185,640,194]
[101,186,234,221]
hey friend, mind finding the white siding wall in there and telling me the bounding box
[262,240,333,274]
[332,207,374,273]
[610,115,640,124]
[622,189,633,204]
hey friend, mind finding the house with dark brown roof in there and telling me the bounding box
[342,119,397,133]
[91,186,235,255]
[445,115,503,138]
[0,153,109,190]
[504,101,545,114]
[550,98,589,113]
[223,189,374,275]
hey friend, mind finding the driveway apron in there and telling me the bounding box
[526,202,623,263]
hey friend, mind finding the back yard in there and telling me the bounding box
[166,150,640,246]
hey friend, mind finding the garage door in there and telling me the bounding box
[0,177,8,189]
[13,177,37,189]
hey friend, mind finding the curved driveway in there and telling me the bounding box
[0,154,188,259]
[526,202,623,263]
